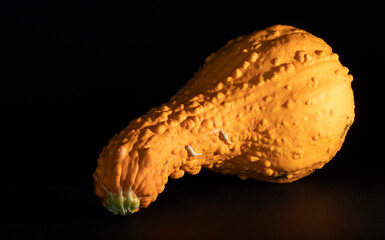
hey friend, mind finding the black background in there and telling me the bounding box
[1,1,384,239]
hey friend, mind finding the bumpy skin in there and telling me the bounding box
[93,25,355,215]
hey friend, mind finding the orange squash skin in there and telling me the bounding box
[93,25,354,214]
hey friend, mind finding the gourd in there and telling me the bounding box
[93,25,355,215]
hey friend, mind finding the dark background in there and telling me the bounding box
[1,1,383,239]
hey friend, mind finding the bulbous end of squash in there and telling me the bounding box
[103,189,140,215]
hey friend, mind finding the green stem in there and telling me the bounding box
[104,189,140,215]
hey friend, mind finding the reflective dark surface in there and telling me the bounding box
[1,1,383,239]
[2,169,385,239]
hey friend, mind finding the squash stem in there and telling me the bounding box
[104,189,140,215]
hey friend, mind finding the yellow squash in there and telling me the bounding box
[93,25,355,215]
